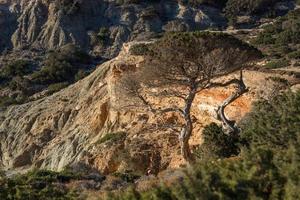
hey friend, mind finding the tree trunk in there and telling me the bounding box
[179,115,194,163]
[179,88,196,164]
[217,70,247,134]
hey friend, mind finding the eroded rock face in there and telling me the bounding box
[0,42,291,174]
[0,0,226,57]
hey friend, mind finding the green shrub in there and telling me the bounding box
[0,60,31,79]
[188,0,228,7]
[195,123,241,160]
[74,69,90,81]
[56,0,81,15]
[267,76,289,85]
[0,169,81,200]
[31,60,74,84]
[112,172,141,183]
[287,50,300,59]
[264,59,289,68]
[96,132,127,145]
[252,9,300,58]
[47,82,69,95]
[253,32,276,45]
[240,91,300,153]
[97,27,110,46]
[225,0,280,25]
[129,43,150,56]
[0,96,18,108]
[31,44,91,84]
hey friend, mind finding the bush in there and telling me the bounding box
[97,27,110,46]
[0,96,18,108]
[264,59,289,68]
[96,132,127,145]
[267,76,289,85]
[112,172,141,183]
[0,60,31,79]
[56,0,81,15]
[74,69,90,81]
[47,82,69,95]
[0,169,80,200]
[287,50,300,59]
[239,91,300,153]
[129,43,150,56]
[31,44,91,85]
[225,0,280,25]
[195,123,241,160]
[252,9,300,58]
[31,60,74,84]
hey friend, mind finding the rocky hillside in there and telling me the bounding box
[0,0,227,58]
[0,41,297,174]
[0,0,295,57]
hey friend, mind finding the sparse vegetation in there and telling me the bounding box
[225,0,280,25]
[129,43,150,56]
[0,60,31,84]
[47,82,69,95]
[253,9,300,59]
[96,132,127,145]
[31,44,91,85]
[56,0,82,15]
[112,171,141,183]
[97,27,110,46]
[264,59,290,69]
[0,169,81,200]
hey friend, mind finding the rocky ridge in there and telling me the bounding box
[0,0,226,58]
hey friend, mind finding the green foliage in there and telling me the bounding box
[0,60,31,80]
[195,123,241,160]
[56,0,81,15]
[0,96,18,108]
[97,27,110,46]
[264,59,290,69]
[0,169,81,200]
[225,0,280,25]
[47,82,69,95]
[129,43,150,56]
[239,90,300,199]
[148,31,262,68]
[96,132,127,145]
[240,91,300,153]
[253,9,300,59]
[287,50,300,59]
[187,0,228,7]
[74,69,90,81]
[31,44,91,85]
[112,171,141,183]
[267,76,289,85]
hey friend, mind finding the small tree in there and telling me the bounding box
[117,32,262,163]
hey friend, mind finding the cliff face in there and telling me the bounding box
[0,42,292,174]
[0,0,226,57]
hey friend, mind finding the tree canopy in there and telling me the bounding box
[118,31,262,163]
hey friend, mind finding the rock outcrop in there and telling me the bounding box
[0,0,226,57]
[0,41,294,174]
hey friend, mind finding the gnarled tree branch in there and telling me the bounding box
[215,70,248,134]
